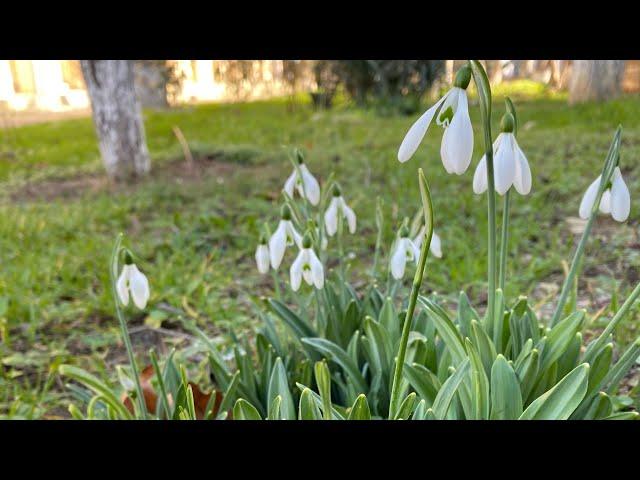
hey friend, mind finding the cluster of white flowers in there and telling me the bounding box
[397,64,631,222]
[254,159,359,291]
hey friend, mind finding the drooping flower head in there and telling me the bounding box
[473,112,532,196]
[116,250,150,310]
[324,183,356,237]
[398,65,474,175]
[290,232,324,291]
[579,166,630,222]
[413,226,443,259]
[269,204,302,270]
[390,225,421,280]
[283,150,320,206]
[255,234,270,274]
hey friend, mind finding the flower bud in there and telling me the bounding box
[500,113,515,133]
[280,204,292,220]
[453,65,472,90]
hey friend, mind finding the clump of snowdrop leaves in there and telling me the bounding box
[579,166,630,222]
[116,250,150,309]
[473,112,532,196]
[255,234,270,274]
[269,205,302,269]
[398,65,474,175]
[283,150,321,206]
[324,183,356,236]
[290,232,324,291]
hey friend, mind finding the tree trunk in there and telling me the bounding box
[569,60,625,104]
[81,60,150,180]
[134,60,169,109]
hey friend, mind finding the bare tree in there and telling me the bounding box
[81,60,150,180]
[569,60,626,104]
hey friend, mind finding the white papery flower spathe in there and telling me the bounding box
[390,234,420,280]
[116,262,150,309]
[324,192,356,237]
[472,132,532,196]
[283,162,321,206]
[579,166,630,222]
[413,227,443,259]
[268,215,302,270]
[255,242,270,274]
[290,246,324,291]
[398,86,473,175]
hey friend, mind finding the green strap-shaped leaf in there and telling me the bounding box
[298,388,323,420]
[431,359,470,420]
[301,337,368,393]
[412,399,429,420]
[465,338,490,420]
[268,395,282,420]
[470,320,497,378]
[233,398,262,420]
[394,392,417,420]
[519,363,589,420]
[268,298,318,339]
[58,365,132,420]
[603,338,640,395]
[582,392,613,420]
[403,363,441,406]
[294,383,345,420]
[379,296,399,341]
[347,394,372,420]
[267,358,296,420]
[602,412,640,420]
[419,296,466,364]
[537,310,585,373]
[457,291,478,339]
[490,354,523,420]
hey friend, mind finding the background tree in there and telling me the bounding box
[81,60,150,180]
[569,60,626,104]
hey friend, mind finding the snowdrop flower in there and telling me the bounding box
[473,113,531,196]
[269,205,302,269]
[413,226,443,258]
[579,166,630,222]
[283,152,321,206]
[324,184,356,237]
[290,233,324,291]
[390,226,421,280]
[255,235,270,274]
[398,65,473,175]
[116,251,150,309]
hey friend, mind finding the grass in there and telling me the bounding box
[1,83,640,417]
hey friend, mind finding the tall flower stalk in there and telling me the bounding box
[469,60,498,334]
[110,233,147,419]
[388,168,433,419]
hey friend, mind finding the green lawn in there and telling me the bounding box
[2,82,640,418]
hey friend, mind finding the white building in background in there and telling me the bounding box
[0,60,316,113]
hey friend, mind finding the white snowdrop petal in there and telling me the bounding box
[390,243,407,280]
[410,240,421,265]
[493,135,516,195]
[599,190,612,214]
[413,226,426,249]
[300,165,321,206]
[513,142,532,195]
[611,168,630,222]
[341,200,357,234]
[398,94,448,163]
[269,223,287,269]
[116,266,130,306]
[129,265,150,310]
[324,198,339,237]
[283,170,297,197]
[436,88,459,126]
[290,250,305,291]
[430,232,442,258]
[473,156,488,194]
[255,244,270,274]
[579,176,602,219]
[442,91,473,175]
[310,250,324,289]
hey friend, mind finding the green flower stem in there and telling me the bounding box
[498,190,511,292]
[484,127,497,334]
[271,269,283,300]
[388,169,433,419]
[110,233,147,419]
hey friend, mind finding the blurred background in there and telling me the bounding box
[1,60,639,418]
